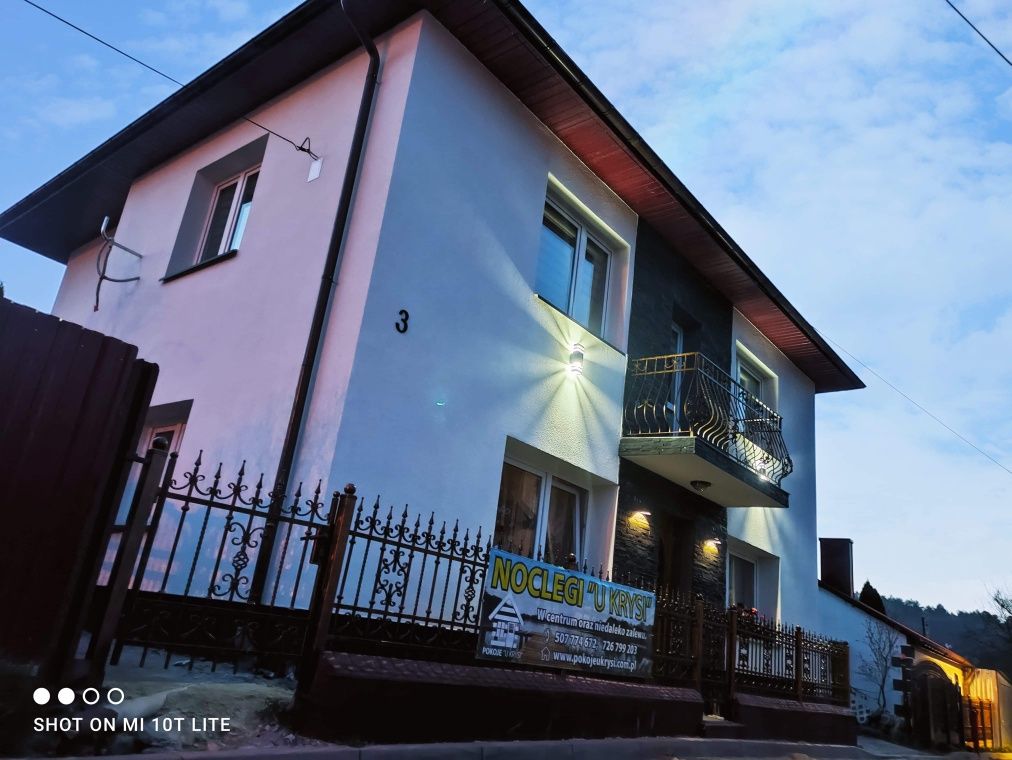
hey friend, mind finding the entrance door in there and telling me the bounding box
[655,512,693,596]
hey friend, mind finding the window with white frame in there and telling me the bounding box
[736,350,777,410]
[665,321,686,429]
[534,199,611,335]
[166,135,267,280]
[197,166,259,264]
[738,360,764,402]
[493,460,586,566]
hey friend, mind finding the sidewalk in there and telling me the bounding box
[68,736,880,760]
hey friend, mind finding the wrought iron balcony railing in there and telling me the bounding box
[623,352,793,486]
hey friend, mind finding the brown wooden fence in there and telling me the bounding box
[0,298,157,684]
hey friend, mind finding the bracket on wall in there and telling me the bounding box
[94,215,145,311]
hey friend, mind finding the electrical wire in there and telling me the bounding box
[942,0,1012,69]
[814,328,1012,479]
[19,0,319,160]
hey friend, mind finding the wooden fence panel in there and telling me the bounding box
[0,298,157,682]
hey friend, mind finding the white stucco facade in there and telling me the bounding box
[49,12,634,570]
[727,309,819,628]
[52,16,427,478]
[313,17,635,569]
[817,587,905,717]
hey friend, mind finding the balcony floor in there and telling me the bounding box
[619,435,789,508]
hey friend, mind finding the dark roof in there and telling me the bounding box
[819,581,973,668]
[0,0,864,393]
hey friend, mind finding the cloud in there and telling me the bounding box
[35,96,116,127]
[527,0,1012,610]
[208,0,250,23]
[69,53,99,72]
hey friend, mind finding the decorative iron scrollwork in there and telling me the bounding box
[623,352,794,485]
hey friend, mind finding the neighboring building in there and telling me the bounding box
[0,0,860,632]
[818,537,1011,749]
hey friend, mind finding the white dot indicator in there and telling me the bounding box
[57,688,74,705]
[106,687,125,705]
[32,688,50,705]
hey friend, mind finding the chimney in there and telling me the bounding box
[820,538,854,597]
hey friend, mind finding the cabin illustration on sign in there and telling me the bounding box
[487,593,524,650]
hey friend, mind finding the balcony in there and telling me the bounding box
[620,353,792,507]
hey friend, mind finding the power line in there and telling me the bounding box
[943,0,1012,70]
[19,0,319,160]
[815,328,1012,479]
[926,0,1012,478]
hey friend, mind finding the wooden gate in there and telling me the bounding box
[910,661,963,748]
[964,697,995,751]
[0,298,157,685]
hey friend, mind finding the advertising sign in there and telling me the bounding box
[475,548,655,678]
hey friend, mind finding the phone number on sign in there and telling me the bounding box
[552,631,639,656]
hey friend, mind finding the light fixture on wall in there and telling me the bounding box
[628,510,651,529]
[703,538,722,553]
[568,343,585,375]
[690,480,712,494]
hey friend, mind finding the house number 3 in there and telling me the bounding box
[395,309,409,333]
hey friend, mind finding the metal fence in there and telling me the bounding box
[731,609,848,703]
[326,495,491,659]
[97,451,847,707]
[314,496,849,706]
[105,450,336,668]
[623,352,793,486]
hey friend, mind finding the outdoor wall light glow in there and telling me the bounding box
[568,343,585,374]
[703,538,722,553]
[628,510,651,529]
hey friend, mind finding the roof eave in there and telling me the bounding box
[818,581,973,668]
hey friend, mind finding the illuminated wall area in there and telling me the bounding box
[319,14,637,571]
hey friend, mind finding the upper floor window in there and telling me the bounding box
[493,459,586,566]
[535,199,610,335]
[164,134,267,282]
[736,350,777,410]
[197,167,259,264]
[738,360,764,401]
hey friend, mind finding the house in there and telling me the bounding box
[818,537,1011,749]
[2,0,865,738]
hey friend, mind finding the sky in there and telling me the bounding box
[0,1,1009,612]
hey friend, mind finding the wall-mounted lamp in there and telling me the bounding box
[703,538,722,553]
[690,480,712,494]
[568,343,585,375]
[628,510,651,529]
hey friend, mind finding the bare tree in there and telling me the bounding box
[991,589,1012,634]
[858,619,901,718]
[983,588,1012,652]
